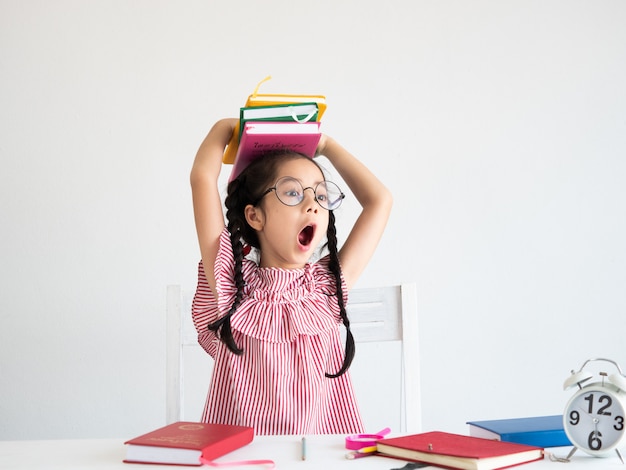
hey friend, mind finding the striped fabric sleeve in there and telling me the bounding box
[191,261,219,357]
[191,228,239,357]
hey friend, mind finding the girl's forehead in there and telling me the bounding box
[275,158,324,181]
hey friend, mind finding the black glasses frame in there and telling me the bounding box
[254,176,345,210]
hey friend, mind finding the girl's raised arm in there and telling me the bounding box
[318,136,393,290]
[190,118,237,293]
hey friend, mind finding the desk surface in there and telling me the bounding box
[0,435,622,469]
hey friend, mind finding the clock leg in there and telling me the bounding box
[548,447,578,463]
[564,447,577,462]
[615,448,624,465]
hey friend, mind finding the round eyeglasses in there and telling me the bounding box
[255,176,345,210]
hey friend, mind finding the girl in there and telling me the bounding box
[190,118,392,435]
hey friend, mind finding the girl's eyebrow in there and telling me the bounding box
[276,175,325,186]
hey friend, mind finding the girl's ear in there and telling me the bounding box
[244,204,264,231]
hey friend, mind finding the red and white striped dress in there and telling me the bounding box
[192,228,364,435]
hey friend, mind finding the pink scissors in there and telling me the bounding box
[345,427,391,450]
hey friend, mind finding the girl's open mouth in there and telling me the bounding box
[298,225,315,247]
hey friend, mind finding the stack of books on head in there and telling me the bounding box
[224,77,327,181]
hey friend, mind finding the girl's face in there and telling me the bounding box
[245,158,330,269]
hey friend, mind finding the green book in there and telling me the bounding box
[239,102,319,138]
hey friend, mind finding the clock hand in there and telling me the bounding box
[577,406,594,419]
[577,405,604,423]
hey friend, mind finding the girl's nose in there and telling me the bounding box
[302,187,318,212]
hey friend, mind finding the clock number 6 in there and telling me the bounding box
[588,431,602,451]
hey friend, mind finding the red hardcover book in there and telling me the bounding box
[229,121,321,181]
[376,431,544,470]
[123,421,254,466]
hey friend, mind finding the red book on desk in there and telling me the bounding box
[124,421,254,466]
[376,431,544,470]
[229,121,321,181]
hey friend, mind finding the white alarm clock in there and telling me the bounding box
[562,358,626,463]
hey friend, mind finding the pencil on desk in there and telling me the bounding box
[345,445,378,460]
[301,436,306,461]
[345,451,378,460]
[356,445,377,454]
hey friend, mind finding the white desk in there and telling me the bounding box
[0,435,621,469]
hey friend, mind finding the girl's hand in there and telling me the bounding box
[315,133,329,157]
[215,118,239,152]
[223,117,239,140]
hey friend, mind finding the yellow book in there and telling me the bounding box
[222,76,326,164]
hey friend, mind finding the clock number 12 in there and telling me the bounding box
[583,393,612,415]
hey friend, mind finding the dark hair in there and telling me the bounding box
[207,151,355,378]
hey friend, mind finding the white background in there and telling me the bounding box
[1,0,625,440]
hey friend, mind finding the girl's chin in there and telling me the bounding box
[289,245,316,265]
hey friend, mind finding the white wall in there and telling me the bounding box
[1,0,625,440]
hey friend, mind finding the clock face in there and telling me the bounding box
[564,385,626,455]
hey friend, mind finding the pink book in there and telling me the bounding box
[230,121,321,181]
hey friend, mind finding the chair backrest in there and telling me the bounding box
[346,283,421,434]
[165,284,210,424]
[165,283,421,434]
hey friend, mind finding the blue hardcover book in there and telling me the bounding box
[467,415,571,448]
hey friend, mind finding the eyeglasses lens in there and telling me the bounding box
[274,177,344,210]
[274,178,304,206]
[315,181,344,210]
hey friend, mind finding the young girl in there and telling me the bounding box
[190,118,392,435]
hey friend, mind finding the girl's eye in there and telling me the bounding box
[316,193,328,202]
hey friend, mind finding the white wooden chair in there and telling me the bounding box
[165,283,421,434]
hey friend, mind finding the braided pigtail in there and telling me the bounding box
[206,179,249,355]
[325,210,355,378]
